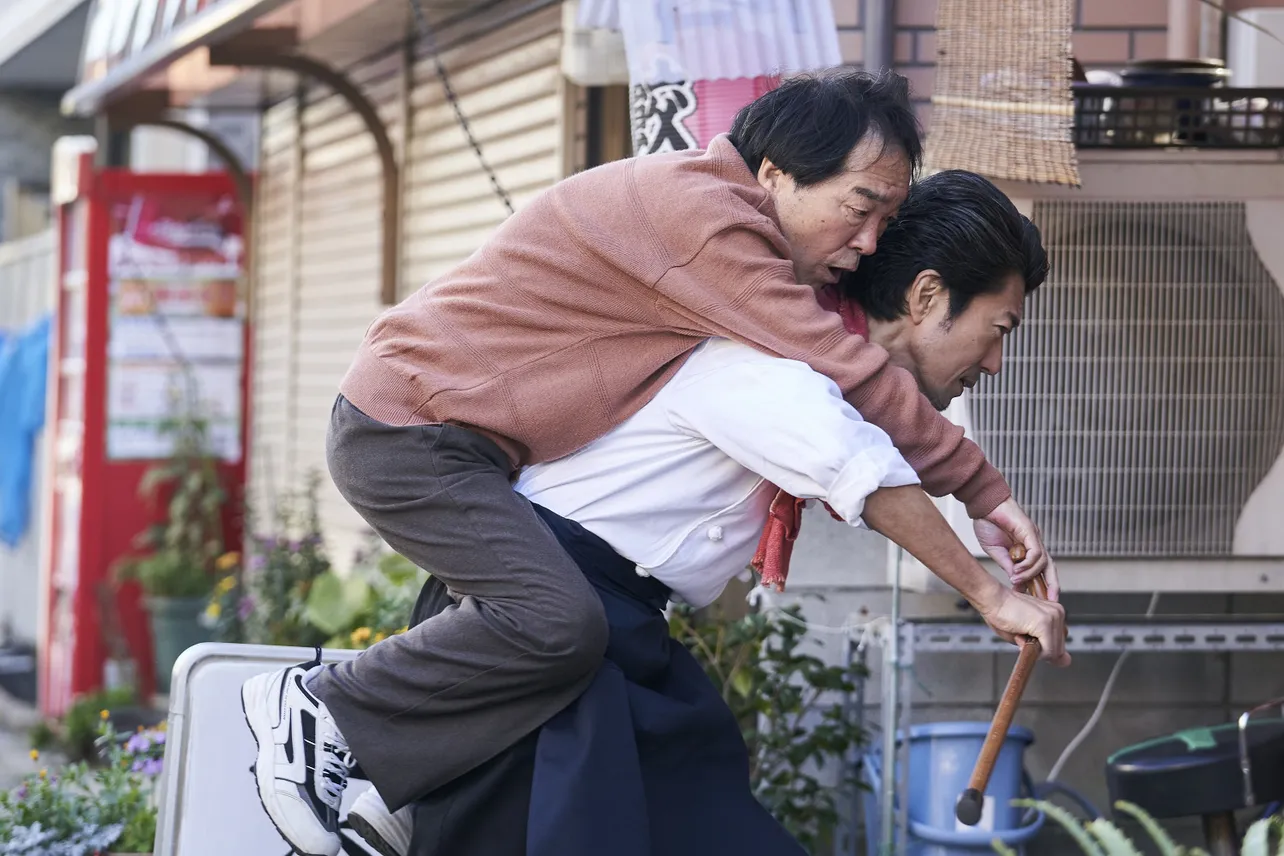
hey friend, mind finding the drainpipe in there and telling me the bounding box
[1198,1,1224,59]
[1168,0,1200,58]
[864,0,896,74]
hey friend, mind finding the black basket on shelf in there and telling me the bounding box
[1073,85,1284,148]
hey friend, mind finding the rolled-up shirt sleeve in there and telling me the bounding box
[665,345,921,526]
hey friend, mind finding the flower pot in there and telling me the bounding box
[144,596,212,694]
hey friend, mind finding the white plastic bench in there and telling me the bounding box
[154,643,378,856]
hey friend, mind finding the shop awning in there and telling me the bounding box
[0,0,91,90]
[61,0,296,116]
[575,0,842,85]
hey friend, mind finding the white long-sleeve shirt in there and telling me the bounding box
[514,338,920,608]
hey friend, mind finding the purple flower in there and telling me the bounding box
[288,540,301,552]
[238,596,255,621]
[152,731,166,746]
[125,733,152,753]
[131,759,144,773]
[142,757,163,776]
[249,554,267,572]
[15,785,27,800]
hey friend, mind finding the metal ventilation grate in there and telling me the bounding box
[972,201,1284,556]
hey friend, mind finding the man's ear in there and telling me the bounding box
[906,269,945,324]
[757,157,785,194]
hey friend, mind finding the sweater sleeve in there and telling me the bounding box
[652,220,1012,518]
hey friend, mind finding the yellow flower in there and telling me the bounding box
[350,627,372,645]
[216,552,241,571]
[99,709,110,721]
[205,601,222,620]
[39,769,47,779]
[396,625,409,635]
[372,631,387,644]
[216,575,237,595]
[29,749,38,762]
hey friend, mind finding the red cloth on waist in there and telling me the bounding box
[748,286,869,592]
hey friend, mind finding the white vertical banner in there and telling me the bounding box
[577,0,842,155]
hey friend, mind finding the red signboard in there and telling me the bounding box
[43,162,249,714]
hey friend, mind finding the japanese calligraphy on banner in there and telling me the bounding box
[579,0,842,156]
[79,0,230,85]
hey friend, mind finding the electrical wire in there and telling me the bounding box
[404,0,515,216]
[1044,591,1161,784]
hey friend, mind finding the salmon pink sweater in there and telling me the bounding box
[339,135,1009,517]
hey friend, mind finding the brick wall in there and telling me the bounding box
[830,0,1169,132]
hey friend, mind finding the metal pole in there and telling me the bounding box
[879,545,903,855]
[837,635,857,856]
[897,628,913,848]
[863,0,897,75]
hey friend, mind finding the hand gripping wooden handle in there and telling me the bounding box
[956,545,1044,827]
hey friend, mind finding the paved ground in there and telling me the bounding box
[0,723,34,789]
[0,688,42,790]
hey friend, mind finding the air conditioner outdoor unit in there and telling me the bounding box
[898,147,1284,593]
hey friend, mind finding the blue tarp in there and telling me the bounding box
[0,315,51,547]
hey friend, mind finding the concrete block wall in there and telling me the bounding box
[804,5,1284,848]
[780,504,1284,850]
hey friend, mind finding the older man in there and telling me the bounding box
[241,70,1062,856]
[342,169,1067,856]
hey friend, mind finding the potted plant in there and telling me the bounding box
[668,601,868,852]
[0,712,162,855]
[994,798,1284,856]
[115,407,230,694]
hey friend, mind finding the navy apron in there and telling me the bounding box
[404,504,807,856]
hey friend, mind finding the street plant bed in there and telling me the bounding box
[1,710,162,855]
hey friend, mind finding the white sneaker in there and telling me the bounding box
[242,649,355,856]
[347,788,413,856]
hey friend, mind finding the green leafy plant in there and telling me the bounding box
[114,409,229,599]
[991,800,1284,856]
[234,471,333,648]
[307,537,427,650]
[203,550,248,643]
[32,687,137,763]
[669,601,867,852]
[2,711,163,854]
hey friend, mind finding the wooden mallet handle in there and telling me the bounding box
[956,545,1044,827]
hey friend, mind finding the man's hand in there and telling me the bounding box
[973,583,1071,668]
[976,498,1061,601]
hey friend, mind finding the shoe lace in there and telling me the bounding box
[319,730,356,809]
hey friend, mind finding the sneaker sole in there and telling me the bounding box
[346,809,403,856]
[241,672,336,856]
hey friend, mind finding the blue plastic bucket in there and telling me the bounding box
[861,721,1044,856]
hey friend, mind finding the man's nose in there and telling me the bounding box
[981,340,1004,375]
[848,223,879,256]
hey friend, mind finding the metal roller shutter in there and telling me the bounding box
[403,3,565,288]
[248,4,567,568]
[249,96,300,523]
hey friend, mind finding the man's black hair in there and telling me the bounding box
[843,170,1049,321]
[728,68,923,185]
